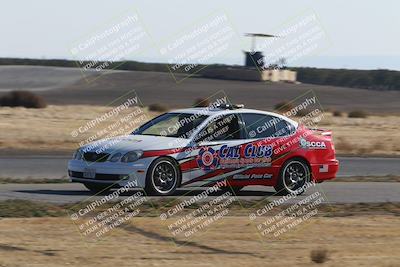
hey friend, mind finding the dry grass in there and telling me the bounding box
[0,177,69,184]
[332,175,400,182]
[0,215,399,266]
[319,112,400,155]
[332,110,343,117]
[0,105,159,153]
[348,110,368,118]
[148,103,169,112]
[274,101,294,112]
[0,90,47,108]
[310,249,328,263]
[193,98,211,107]
[0,105,399,156]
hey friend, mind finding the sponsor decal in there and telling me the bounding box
[233,174,272,179]
[197,147,219,170]
[299,138,326,149]
[196,144,273,170]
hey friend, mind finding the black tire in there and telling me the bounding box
[274,158,311,196]
[83,183,112,194]
[145,157,181,196]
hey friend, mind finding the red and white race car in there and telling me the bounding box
[68,104,339,195]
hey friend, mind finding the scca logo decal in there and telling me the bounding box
[300,138,326,149]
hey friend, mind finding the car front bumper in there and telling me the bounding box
[67,159,148,188]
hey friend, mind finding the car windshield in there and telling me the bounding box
[132,112,209,138]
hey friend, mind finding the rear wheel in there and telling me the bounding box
[83,183,112,194]
[274,159,311,195]
[145,157,181,196]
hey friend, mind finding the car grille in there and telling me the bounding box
[69,170,123,181]
[83,152,109,162]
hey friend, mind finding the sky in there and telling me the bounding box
[1,0,399,70]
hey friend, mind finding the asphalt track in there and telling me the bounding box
[0,182,399,204]
[0,155,399,204]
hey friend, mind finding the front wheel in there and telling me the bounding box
[274,159,311,195]
[145,157,181,196]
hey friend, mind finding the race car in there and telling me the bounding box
[68,104,339,195]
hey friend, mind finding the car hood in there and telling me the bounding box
[80,134,191,154]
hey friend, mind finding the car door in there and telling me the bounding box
[234,113,296,183]
[187,113,247,186]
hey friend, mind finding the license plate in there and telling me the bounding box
[83,168,96,179]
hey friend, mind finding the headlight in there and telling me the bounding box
[73,149,83,160]
[121,150,143,163]
[109,152,122,162]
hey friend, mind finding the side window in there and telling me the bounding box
[195,114,241,142]
[274,119,289,137]
[239,113,277,139]
[239,113,295,138]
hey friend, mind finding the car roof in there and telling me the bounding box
[172,107,270,115]
[170,107,299,127]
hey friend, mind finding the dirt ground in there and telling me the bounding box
[0,105,399,156]
[0,215,399,267]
